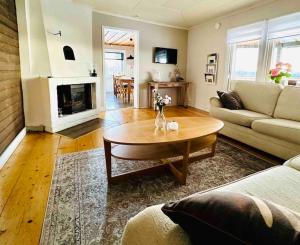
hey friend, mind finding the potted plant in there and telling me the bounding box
[269,62,292,84]
[153,90,171,129]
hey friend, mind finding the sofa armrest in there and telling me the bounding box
[122,205,190,245]
[284,155,300,171]
[210,97,223,108]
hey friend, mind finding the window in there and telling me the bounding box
[104,51,125,92]
[104,52,124,60]
[227,12,300,87]
[269,37,300,79]
[227,21,265,85]
[230,40,260,81]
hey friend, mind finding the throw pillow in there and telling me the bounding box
[217,90,243,110]
[162,191,300,245]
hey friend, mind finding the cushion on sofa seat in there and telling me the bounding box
[210,107,271,127]
[162,191,300,245]
[122,204,191,245]
[233,81,282,116]
[252,119,300,145]
[121,165,300,245]
[285,155,300,172]
[274,86,300,122]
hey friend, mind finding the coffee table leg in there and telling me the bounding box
[181,141,191,184]
[211,134,218,156]
[104,139,112,184]
[168,140,191,185]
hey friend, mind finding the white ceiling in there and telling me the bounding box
[104,28,135,46]
[73,0,270,29]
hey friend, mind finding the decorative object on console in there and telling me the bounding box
[154,91,171,129]
[151,69,161,82]
[162,191,300,244]
[175,66,184,81]
[217,90,243,110]
[269,62,292,85]
[205,53,218,84]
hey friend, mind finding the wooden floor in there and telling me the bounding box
[0,106,208,245]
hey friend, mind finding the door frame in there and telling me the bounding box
[102,26,140,109]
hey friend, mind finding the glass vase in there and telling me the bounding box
[155,106,166,130]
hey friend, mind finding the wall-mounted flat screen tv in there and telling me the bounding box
[153,47,177,64]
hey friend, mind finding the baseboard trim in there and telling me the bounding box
[0,128,26,169]
[186,106,209,115]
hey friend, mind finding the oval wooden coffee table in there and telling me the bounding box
[103,117,223,184]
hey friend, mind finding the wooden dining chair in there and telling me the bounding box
[113,75,117,97]
[115,79,128,102]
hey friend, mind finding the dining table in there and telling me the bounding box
[117,77,134,103]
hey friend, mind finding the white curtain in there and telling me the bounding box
[267,12,300,39]
[227,21,266,44]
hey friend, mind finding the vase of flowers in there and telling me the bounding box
[154,91,171,129]
[269,62,292,84]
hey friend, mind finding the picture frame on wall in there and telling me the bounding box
[205,53,218,85]
[205,74,215,84]
[207,53,217,64]
[206,64,216,74]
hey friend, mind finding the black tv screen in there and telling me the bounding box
[154,47,177,64]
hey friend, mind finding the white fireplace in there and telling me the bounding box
[16,0,103,132]
[32,77,101,133]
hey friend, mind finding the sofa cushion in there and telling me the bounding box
[233,81,282,116]
[274,86,300,122]
[217,91,243,110]
[162,191,300,245]
[210,107,271,127]
[252,119,300,145]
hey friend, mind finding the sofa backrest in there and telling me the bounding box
[233,81,282,116]
[274,86,300,122]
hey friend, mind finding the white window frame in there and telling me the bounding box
[226,12,300,90]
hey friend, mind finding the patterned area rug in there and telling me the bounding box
[40,140,274,245]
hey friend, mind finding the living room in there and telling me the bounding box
[1,0,300,244]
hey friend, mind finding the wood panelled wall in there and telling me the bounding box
[0,0,24,154]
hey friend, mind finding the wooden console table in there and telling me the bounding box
[148,81,190,109]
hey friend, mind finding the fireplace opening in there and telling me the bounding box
[57,84,93,116]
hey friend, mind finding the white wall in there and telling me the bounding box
[187,0,300,111]
[93,12,188,108]
[41,0,93,77]
[16,0,50,127]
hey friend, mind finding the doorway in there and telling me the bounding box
[102,27,139,110]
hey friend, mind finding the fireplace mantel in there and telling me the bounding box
[27,77,102,133]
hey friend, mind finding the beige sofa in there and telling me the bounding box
[121,155,300,244]
[210,82,300,160]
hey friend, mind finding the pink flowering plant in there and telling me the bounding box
[153,90,171,112]
[269,62,292,84]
